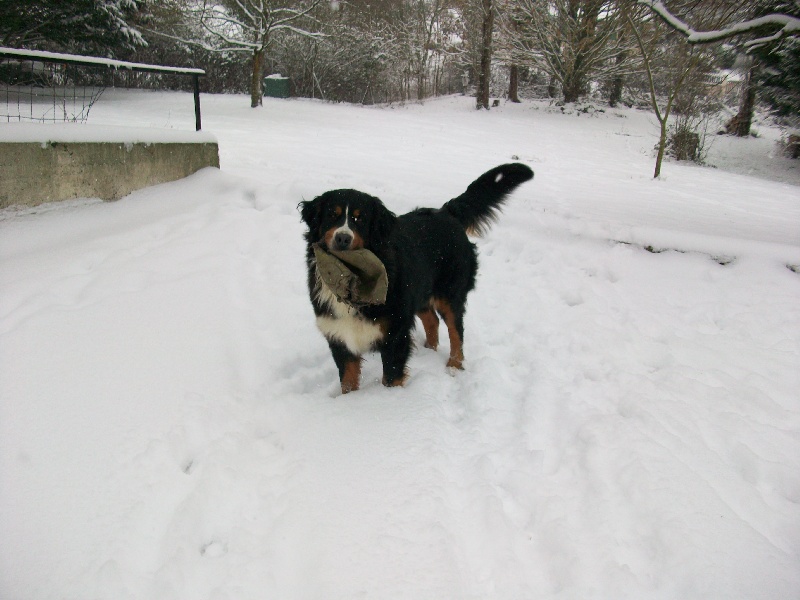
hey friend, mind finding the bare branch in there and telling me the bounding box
[637,0,800,47]
[144,26,256,53]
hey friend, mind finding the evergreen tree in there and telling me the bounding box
[0,0,145,56]
[750,1,800,128]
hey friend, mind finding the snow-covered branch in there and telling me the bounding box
[637,0,800,48]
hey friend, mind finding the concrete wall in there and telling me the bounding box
[0,141,220,208]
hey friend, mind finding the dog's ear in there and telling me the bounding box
[370,199,397,243]
[299,197,322,233]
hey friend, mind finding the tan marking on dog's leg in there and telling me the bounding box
[435,299,464,370]
[417,308,440,350]
[341,359,362,394]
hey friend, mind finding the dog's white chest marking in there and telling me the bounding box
[315,278,383,355]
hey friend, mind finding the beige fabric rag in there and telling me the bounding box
[313,244,388,307]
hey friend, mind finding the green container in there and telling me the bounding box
[263,75,290,98]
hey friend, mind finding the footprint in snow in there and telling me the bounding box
[200,540,227,558]
[561,290,584,307]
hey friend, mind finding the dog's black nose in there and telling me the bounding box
[333,232,353,250]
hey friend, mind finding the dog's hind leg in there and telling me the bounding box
[417,304,440,350]
[434,299,465,370]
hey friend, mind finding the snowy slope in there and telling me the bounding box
[1,91,799,599]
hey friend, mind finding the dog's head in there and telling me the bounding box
[300,189,397,251]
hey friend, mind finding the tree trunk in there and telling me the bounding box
[609,51,626,107]
[547,74,558,98]
[508,64,520,103]
[250,48,265,108]
[476,0,493,110]
[562,74,582,103]
[416,48,428,100]
[608,75,623,107]
[654,118,667,178]
[734,59,756,137]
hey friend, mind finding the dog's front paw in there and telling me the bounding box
[446,357,464,371]
[382,374,408,388]
[341,382,359,394]
[447,365,464,377]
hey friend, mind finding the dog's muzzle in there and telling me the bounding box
[333,231,353,251]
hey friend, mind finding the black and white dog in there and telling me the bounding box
[300,163,533,393]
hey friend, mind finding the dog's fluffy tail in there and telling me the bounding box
[441,163,533,235]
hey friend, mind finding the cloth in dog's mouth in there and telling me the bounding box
[313,243,388,307]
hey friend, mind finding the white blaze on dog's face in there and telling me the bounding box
[322,203,365,252]
[331,206,355,251]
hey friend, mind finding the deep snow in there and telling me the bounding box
[1,91,799,599]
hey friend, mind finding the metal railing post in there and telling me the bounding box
[193,74,202,131]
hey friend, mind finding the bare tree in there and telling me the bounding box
[501,0,629,103]
[183,0,325,107]
[724,52,757,137]
[624,1,735,177]
[626,9,695,177]
[253,0,466,104]
[508,63,521,101]
[406,0,447,100]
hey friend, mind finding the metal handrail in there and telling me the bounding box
[0,47,206,130]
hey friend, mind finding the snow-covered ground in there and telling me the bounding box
[1,90,799,599]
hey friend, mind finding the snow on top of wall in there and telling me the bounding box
[0,123,217,144]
